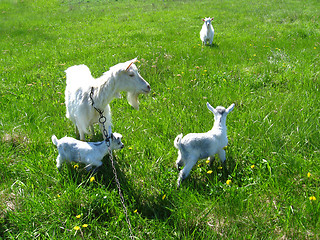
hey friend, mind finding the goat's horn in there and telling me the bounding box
[126,62,134,71]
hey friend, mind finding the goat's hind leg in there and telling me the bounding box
[177,157,197,188]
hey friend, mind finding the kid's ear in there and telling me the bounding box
[226,103,235,114]
[206,102,216,114]
[211,17,214,20]
[202,18,205,21]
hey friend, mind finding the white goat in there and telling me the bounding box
[51,128,124,172]
[174,102,235,188]
[200,17,214,45]
[65,58,151,140]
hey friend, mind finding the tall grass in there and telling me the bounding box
[1,0,319,239]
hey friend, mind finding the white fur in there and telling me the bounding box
[51,131,124,171]
[200,17,214,45]
[174,102,235,188]
[65,58,151,140]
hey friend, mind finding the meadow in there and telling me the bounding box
[0,0,319,239]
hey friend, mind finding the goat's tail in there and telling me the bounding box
[174,133,183,149]
[51,135,59,146]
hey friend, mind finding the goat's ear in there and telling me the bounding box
[206,102,216,114]
[211,17,214,20]
[226,103,235,114]
[202,18,205,21]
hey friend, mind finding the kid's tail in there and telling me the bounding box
[51,135,59,146]
[174,133,183,149]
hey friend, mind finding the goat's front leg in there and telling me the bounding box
[90,124,95,136]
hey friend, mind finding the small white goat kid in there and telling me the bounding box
[51,128,124,172]
[65,58,151,140]
[200,17,214,45]
[174,102,235,188]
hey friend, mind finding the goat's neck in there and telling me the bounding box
[93,73,118,109]
[211,119,227,135]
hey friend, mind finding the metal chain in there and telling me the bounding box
[90,87,134,240]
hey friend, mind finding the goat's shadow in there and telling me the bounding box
[179,156,236,192]
[202,43,219,48]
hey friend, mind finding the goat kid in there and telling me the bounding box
[174,102,235,188]
[65,58,151,140]
[200,17,214,45]
[52,127,124,172]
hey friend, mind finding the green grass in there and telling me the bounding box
[1,0,320,239]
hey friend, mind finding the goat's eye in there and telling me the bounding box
[128,73,134,77]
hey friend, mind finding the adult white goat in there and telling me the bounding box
[174,102,235,188]
[200,17,214,45]
[65,58,151,140]
[52,127,124,172]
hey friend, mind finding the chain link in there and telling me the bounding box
[90,87,134,239]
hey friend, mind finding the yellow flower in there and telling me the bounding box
[207,170,213,174]
[251,165,255,169]
[128,147,133,150]
[307,172,311,178]
[162,194,166,200]
[223,146,227,150]
[74,164,79,169]
[57,194,60,198]
[134,209,138,213]
[73,226,80,231]
[226,180,232,185]
[206,160,210,164]
[76,214,81,219]
[314,47,316,49]
[90,176,95,182]
[218,166,223,170]
[82,224,88,228]
[309,196,316,201]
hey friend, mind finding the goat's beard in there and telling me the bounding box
[127,92,140,110]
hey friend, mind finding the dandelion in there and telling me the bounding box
[162,194,166,200]
[218,166,223,170]
[226,179,232,185]
[251,165,255,169]
[82,224,88,228]
[74,164,79,169]
[76,214,81,219]
[128,147,133,150]
[73,226,80,231]
[309,196,316,201]
[206,160,210,164]
[57,194,61,198]
[134,209,138,213]
[90,176,95,182]
[307,172,311,178]
[314,47,316,49]
[207,170,213,174]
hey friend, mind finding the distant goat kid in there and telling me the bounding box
[200,17,214,45]
[52,128,124,172]
[174,102,235,188]
[65,58,151,140]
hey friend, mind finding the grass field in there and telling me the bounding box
[1,0,320,239]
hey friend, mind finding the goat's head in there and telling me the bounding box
[207,102,235,125]
[113,58,151,109]
[108,126,124,150]
[202,17,214,27]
